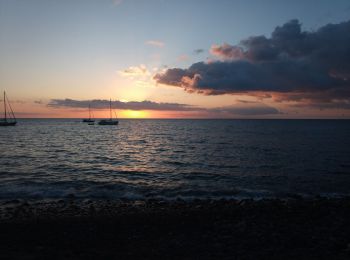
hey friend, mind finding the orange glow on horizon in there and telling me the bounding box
[120,110,149,118]
[8,102,350,119]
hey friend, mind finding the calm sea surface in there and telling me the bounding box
[0,119,350,200]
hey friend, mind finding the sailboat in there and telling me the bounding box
[98,99,118,125]
[82,104,95,123]
[0,91,17,127]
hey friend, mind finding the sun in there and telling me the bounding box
[123,110,148,118]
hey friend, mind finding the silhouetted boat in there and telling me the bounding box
[0,91,17,127]
[82,104,95,123]
[98,99,118,125]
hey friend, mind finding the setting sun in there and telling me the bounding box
[122,110,148,118]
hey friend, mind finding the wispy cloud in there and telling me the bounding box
[145,40,164,48]
[118,64,150,78]
[194,49,204,55]
[34,100,44,105]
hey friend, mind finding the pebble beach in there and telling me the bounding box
[1,198,350,259]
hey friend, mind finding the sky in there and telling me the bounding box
[1,0,350,118]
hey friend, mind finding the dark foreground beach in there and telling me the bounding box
[1,198,350,259]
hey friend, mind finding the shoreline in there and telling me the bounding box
[1,198,350,259]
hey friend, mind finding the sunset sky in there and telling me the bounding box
[1,0,350,118]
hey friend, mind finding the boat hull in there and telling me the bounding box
[98,120,118,125]
[0,121,17,126]
[82,119,95,123]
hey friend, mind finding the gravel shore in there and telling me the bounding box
[1,198,350,259]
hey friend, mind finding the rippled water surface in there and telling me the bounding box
[1,119,350,199]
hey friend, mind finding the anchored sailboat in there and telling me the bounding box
[0,91,17,127]
[98,99,118,125]
[82,104,95,123]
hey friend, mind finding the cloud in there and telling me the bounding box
[210,102,280,116]
[155,19,350,108]
[290,101,350,110]
[210,43,244,60]
[194,49,204,54]
[145,40,164,48]
[34,100,44,105]
[274,90,350,110]
[118,64,150,77]
[48,99,199,111]
[47,99,279,116]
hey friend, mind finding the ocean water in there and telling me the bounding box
[0,119,350,200]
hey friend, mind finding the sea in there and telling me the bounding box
[0,119,350,200]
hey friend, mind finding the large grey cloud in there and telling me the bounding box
[154,19,350,107]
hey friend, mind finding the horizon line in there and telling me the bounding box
[14,117,350,120]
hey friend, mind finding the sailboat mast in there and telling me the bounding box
[88,104,91,120]
[110,99,112,120]
[4,91,6,121]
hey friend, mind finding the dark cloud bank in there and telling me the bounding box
[48,99,279,116]
[211,101,280,116]
[155,19,350,109]
[48,99,197,111]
